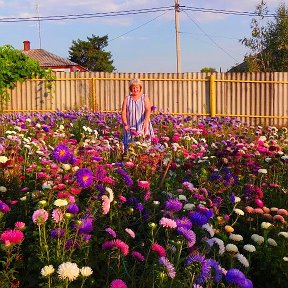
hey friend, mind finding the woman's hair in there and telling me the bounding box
[129,78,143,91]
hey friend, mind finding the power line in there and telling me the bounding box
[183,10,240,63]
[108,11,170,42]
[0,6,174,23]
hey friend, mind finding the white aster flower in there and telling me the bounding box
[153,201,160,205]
[234,208,244,216]
[243,244,256,253]
[80,266,93,277]
[183,203,195,211]
[54,199,68,207]
[57,262,79,281]
[207,237,225,255]
[267,238,277,247]
[283,257,288,262]
[105,187,114,202]
[178,195,187,201]
[0,186,7,193]
[236,253,249,268]
[229,233,243,242]
[234,196,241,203]
[202,224,215,237]
[0,156,8,163]
[41,265,55,277]
[62,163,71,171]
[225,243,239,253]
[251,234,264,245]
[42,181,53,190]
[278,232,288,238]
[261,222,273,229]
[258,169,268,174]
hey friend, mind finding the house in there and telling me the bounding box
[21,40,88,72]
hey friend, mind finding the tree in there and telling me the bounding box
[238,1,288,72]
[68,35,115,72]
[0,44,54,111]
[200,67,217,73]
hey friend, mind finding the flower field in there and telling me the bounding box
[0,110,287,288]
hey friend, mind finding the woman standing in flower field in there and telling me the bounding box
[121,78,154,152]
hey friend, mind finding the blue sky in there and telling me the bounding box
[0,0,283,72]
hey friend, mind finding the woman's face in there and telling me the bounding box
[130,84,141,95]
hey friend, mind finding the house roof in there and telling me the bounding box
[22,48,80,68]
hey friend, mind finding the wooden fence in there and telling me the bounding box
[4,72,288,126]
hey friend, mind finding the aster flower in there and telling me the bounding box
[165,198,183,212]
[243,244,256,253]
[186,254,210,285]
[159,217,177,229]
[14,221,26,230]
[52,208,64,223]
[138,180,150,189]
[202,223,215,237]
[225,243,239,253]
[175,217,193,230]
[110,279,128,288]
[159,256,176,279]
[57,262,79,281]
[225,268,249,287]
[206,237,225,255]
[75,168,94,189]
[53,144,72,163]
[125,228,135,238]
[50,228,65,239]
[236,253,249,268]
[66,203,79,214]
[151,243,166,257]
[102,195,110,214]
[76,218,93,234]
[177,227,196,246]
[80,266,93,277]
[102,239,129,256]
[131,251,145,261]
[206,259,222,282]
[105,227,117,238]
[0,229,24,245]
[54,199,68,207]
[41,265,55,277]
[32,209,49,225]
[229,233,243,242]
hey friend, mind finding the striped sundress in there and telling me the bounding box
[123,94,154,148]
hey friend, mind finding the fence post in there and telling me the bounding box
[210,74,216,117]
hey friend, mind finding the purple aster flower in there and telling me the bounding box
[206,259,222,283]
[239,278,253,288]
[65,238,79,250]
[159,256,176,279]
[189,211,210,226]
[177,227,196,245]
[75,168,94,188]
[209,173,222,181]
[225,268,246,286]
[105,227,117,238]
[76,218,93,234]
[0,202,10,213]
[165,198,183,212]
[52,144,72,163]
[115,168,133,187]
[50,228,65,238]
[186,254,210,285]
[175,217,192,230]
[66,203,79,214]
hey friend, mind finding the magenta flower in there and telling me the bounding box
[138,180,150,189]
[1,229,24,245]
[14,221,26,230]
[102,239,129,256]
[110,279,128,288]
[32,209,49,225]
[151,243,166,257]
[131,251,145,261]
[105,227,117,238]
[75,168,94,188]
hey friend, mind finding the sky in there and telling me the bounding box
[0,0,284,72]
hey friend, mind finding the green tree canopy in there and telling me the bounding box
[68,35,115,72]
[0,44,53,110]
[236,1,288,72]
[200,67,217,73]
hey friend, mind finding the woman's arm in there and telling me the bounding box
[121,96,129,131]
[143,95,152,134]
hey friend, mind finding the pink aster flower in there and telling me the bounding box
[277,209,288,216]
[118,195,127,203]
[124,161,134,168]
[32,209,49,225]
[125,228,135,238]
[14,221,26,230]
[102,239,129,256]
[1,229,24,245]
[105,227,117,238]
[273,214,286,224]
[159,217,177,229]
[151,243,166,257]
[52,209,64,223]
[245,206,254,214]
[138,180,150,189]
[110,279,128,288]
[102,195,110,215]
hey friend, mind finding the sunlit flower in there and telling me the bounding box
[76,168,94,188]
[229,234,243,242]
[225,225,234,233]
[225,243,239,253]
[54,199,68,207]
[0,156,8,163]
[41,265,55,277]
[53,144,72,163]
[233,208,244,216]
[102,195,110,214]
[57,262,79,281]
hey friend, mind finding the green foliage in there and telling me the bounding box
[200,67,217,73]
[0,44,55,111]
[238,1,288,72]
[68,34,115,72]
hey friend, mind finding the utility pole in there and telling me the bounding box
[175,0,181,73]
